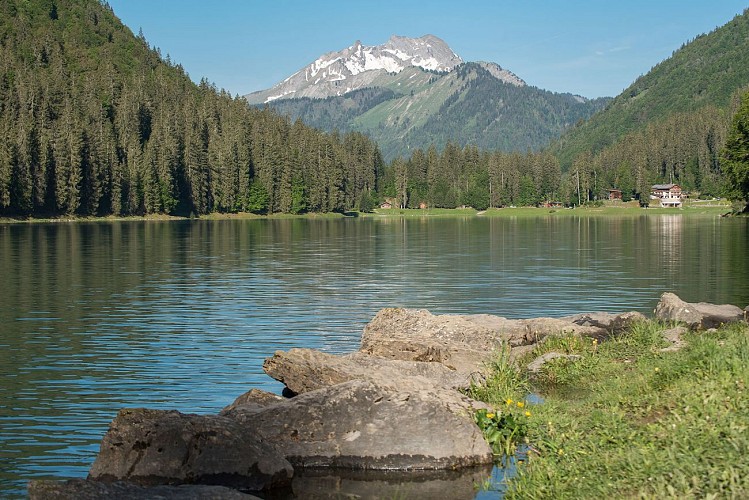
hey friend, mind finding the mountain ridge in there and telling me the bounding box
[247,35,607,160]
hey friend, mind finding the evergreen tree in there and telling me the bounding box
[720,91,749,208]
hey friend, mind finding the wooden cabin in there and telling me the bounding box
[608,189,622,201]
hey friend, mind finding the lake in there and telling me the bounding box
[1,214,748,497]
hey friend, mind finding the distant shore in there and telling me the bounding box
[0,202,736,225]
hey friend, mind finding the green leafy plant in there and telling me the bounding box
[474,404,531,457]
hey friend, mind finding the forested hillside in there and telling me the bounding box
[391,6,749,208]
[0,0,383,217]
[1,0,746,218]
[551,8,749,200]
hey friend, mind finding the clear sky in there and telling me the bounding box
[106,1,748,99]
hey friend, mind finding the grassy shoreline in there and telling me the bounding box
[0,202,735,224]
[370,204,733,218]
[470,320,749,498]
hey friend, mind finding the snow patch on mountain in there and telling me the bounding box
[245,34,463,104]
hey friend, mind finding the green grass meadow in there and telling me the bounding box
[469,320,749,498]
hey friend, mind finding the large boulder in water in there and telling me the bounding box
[358,308,609,374]
[262,348,472,395]
[88,408,293,492]
[654,292,745,330]
[222,379,493,470]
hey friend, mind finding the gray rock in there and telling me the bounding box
[28,479,257,499]
[562,311,648,337]
[262,348,472,395]
[221,388,284,414]
[659,326,689,352]
[88,408,292,491]
[526,352,582,374]
[654,292,745,329]
[224,380,492,470]
[359,308,603,375]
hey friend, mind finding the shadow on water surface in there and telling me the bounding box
[263,465,498,500]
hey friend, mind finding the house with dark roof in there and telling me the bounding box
[651,184,682,207]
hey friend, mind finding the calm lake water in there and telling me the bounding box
[1,214,748,497]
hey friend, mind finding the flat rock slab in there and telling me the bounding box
[561,311,647,336]
[654,292,745,330]
[88,408,292,492]
[359,308,615,374]
[223,380,493,470]
[262,349,472,395]
[28,479,257,499]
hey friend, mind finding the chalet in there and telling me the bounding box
[608,189,622,201]
[651,184,682,208]
[379,201,392,209]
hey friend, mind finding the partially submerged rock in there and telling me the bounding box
[88,408,293,492]
[28,479,257,499]
[654,292,745,330]
[223,380,493,470]
[262,348,472,395]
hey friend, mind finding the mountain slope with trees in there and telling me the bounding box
[544,9,749,204]
[386,8,749,210]
[553,8,749,170]
[257,62,608,161]
[0,0,383,217]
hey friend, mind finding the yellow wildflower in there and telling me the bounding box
[486,413,495,419]
[525,411,532,417]
[505,398,513,406]
[654,367,660,373]
[558,448,564,456]
[516,401,525,408]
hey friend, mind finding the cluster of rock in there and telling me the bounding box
[29,293,748,498]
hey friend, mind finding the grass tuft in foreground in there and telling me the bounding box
[471,320,749,498]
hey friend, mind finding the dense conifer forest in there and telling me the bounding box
[0,0,747,218]
[0,0,383,217]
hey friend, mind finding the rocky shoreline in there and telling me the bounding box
[29,293,748,499]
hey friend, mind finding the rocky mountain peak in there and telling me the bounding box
[245,34,463,104]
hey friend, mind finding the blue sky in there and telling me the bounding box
[107,1,748,98]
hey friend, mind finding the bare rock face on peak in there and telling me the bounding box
[245,34,464,104]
